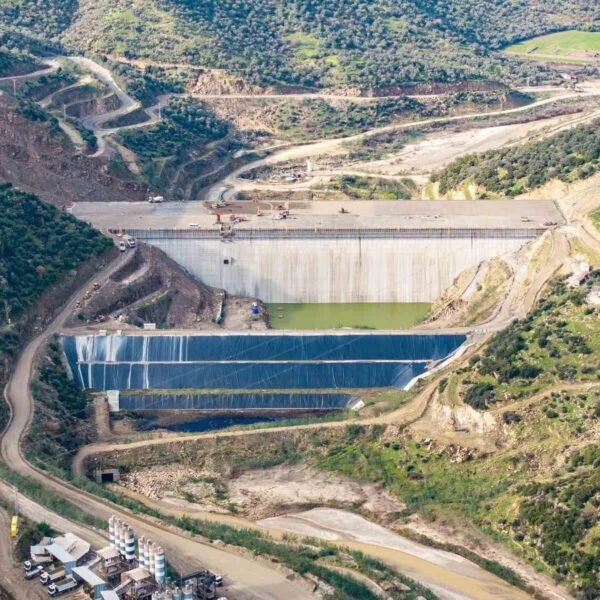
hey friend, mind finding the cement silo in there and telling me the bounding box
[108,515,116,548]
[154,546,166,585]
[138,535,146,568]
[125,527,136,562]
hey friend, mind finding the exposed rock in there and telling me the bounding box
[0,95,144,205]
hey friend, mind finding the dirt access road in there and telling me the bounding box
[0,253,311,600]
[206,89,600,200]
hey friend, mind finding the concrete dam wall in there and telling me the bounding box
[129,229,539,303]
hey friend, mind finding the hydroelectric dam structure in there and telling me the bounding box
[65,200,563,414]
[122,226,546,303]
[106,199,563,304]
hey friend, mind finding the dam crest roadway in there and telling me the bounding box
[72,199,564,304]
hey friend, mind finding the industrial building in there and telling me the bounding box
[26,517,219,600]
[30,532,92,575]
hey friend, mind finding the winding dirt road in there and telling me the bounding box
[206,90,600,200]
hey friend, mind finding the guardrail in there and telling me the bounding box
[118,227,548,240]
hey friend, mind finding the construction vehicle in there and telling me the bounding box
[10,516,18,538]
[24,564,44,579]
[48,577,78,596]
[40,567,66,586]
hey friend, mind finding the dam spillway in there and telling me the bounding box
[61,333,466,396]
[125,228,544,303]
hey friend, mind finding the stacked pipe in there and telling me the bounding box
[154,546,166,585]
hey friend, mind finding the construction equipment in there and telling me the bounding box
[10,515,18,538]
[40,567,66,586]
[48,576,79,596]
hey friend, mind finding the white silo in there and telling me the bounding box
[108,515,116,548]
[147,542,155,575]
[154,546,166,585]
[119,522,127,556]
[138,536,146,568]
[114,520,121,555]
[183,584,194,600]
[125,527,136,562]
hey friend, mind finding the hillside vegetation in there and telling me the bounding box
[2,0,598,88]
[435,120,600,196]
[0,48,42,77]
[93,275,600,598]
[0,183,112,429]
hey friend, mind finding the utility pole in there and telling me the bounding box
[12,78,16,96]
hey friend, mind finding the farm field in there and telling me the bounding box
[505,30,600,63]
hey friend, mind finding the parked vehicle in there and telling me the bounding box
[118,240,127,252]
[214,575,224,587]
[40,568,66,585]
[125,236,136,248]
[24,565,44,579]
[48,577,78,596]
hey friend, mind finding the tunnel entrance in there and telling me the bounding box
[94,468,120,484]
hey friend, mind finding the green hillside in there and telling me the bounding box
[1,0,598,88]
[506,30,600,63]
[435,120,600,196]
[0,183,112,429]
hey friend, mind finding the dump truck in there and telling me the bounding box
[48,577,78,596]
[40,567,66,585]
[24,564,44,579]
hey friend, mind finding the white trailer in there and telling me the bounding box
[48,576,78,596]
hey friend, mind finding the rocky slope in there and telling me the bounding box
[66,243,267,330]
[0,94,144,206]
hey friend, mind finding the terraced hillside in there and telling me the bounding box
[2,0,598,88]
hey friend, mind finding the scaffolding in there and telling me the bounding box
[119,227,547,241]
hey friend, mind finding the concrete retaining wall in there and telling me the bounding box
[143,234,530,302]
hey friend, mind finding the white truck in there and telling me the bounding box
[125,236,136,248]
[48,577,78,596]
[24,564,44,579]
[40,567,66,585]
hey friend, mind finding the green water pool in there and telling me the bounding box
[266,303,430,330]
